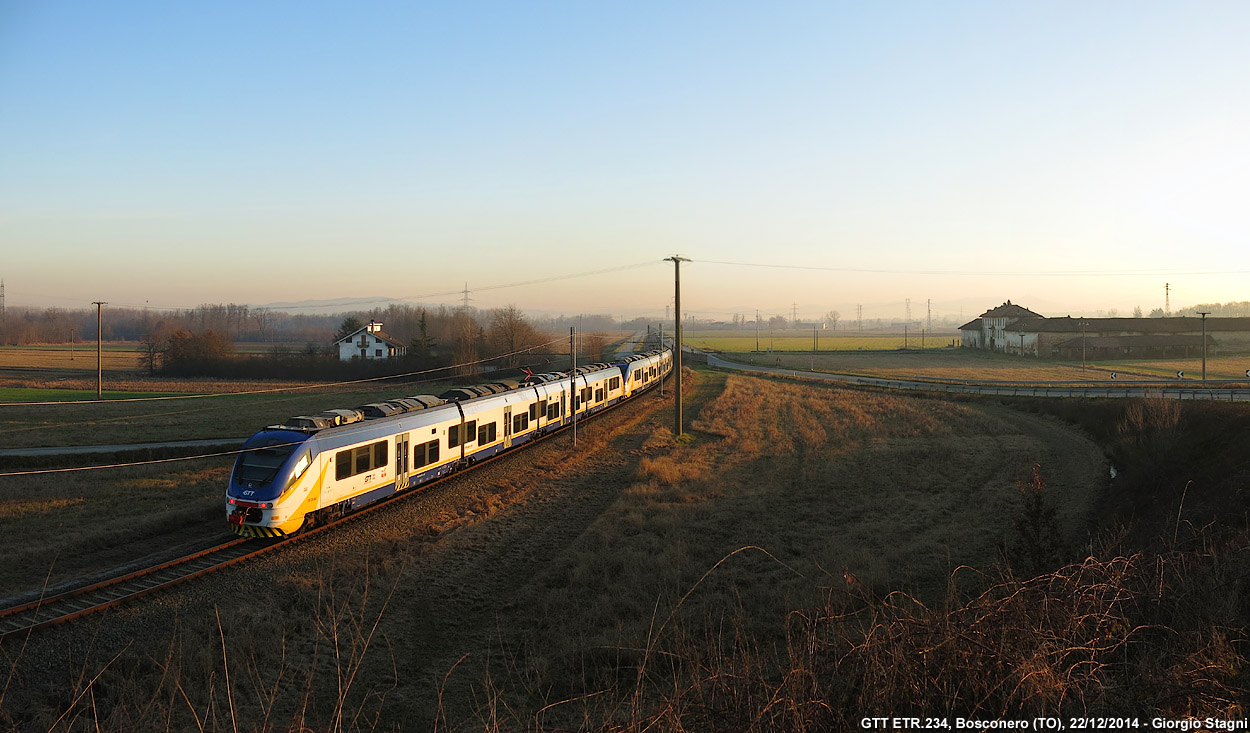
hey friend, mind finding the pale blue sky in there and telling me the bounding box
[2,1,1248,322]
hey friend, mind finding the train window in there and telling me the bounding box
[416,440,430,467]
[353,445,371,474]
[235,437,297,487]
[465,421,477,442]
[513,414,528,432]
[336,450,352,480]
[373,441,388,468]
[290,451,311,484]
[448,425,460,449]
[415,439,439,468]
[529,402,539,420]
[595,387,603,401]
[478,422,496,444]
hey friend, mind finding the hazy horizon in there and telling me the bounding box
[2,2,1247,323]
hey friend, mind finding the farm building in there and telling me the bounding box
[957,301,1043,352]
[334,321,406,361]
[960,302,1250,359]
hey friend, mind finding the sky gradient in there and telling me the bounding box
[2,1,1248,323]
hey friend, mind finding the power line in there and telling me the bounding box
[695,259,1250,278]
[76,261,663,313]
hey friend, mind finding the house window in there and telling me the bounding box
[375,349,382,357]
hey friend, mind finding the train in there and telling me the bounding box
[226,347,673,537]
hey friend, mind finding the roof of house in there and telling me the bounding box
[334,325,406,348]
[958,319,983,331]
[978,301,1043,320]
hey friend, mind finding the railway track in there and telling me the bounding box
[0,380,668,641]
[0,537,258,640]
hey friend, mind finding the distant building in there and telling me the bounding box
[958,301,1043,352]
[960,301,1250,359]
[334,321,406,361]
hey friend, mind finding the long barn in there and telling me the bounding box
[959,302,1250,359]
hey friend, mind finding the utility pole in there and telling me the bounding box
[755,309,760,352]
[857,304,863,331]
[93,301,106,399]
[1198,311,1210,381]
[570,327,577,446]
[1080,320,1088,369]
[665,255,689,437]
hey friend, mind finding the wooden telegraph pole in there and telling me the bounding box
[665,255,690,437]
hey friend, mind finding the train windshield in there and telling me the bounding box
[234,436,299,486]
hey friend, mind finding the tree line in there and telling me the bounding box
[139,304,566,380]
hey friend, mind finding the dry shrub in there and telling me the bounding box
[586,545,1248,732]
[637,455,707,487]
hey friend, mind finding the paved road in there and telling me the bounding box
[704,353,1250,402]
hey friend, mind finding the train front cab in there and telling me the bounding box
[227,429,318,538]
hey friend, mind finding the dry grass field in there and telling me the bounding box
[0,344,144,372]
[2,368,1246,729]
[725,347,1250,383]
[1,368,1112,728]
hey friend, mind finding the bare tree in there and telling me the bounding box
[488,305,544,368]
[252,307,273,342]
[825,310,841,330]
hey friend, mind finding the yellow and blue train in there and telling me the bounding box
[227,348,672,537]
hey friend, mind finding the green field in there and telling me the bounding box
[0,387,188,402]
[0,380,461,449]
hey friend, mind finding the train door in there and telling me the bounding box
[395,432,410,490]
[503,407,513,448]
